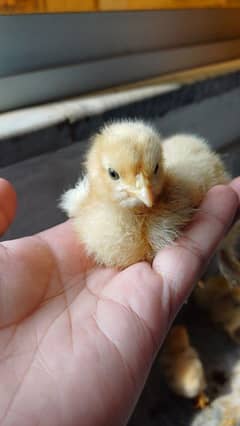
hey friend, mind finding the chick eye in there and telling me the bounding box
[108,168,120,180]
[154,164,159,174]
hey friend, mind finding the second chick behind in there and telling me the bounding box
[60,120,229,269]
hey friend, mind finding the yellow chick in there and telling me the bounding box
[160,325,207,398]
[195,275,240,343]
[60,120,230,269]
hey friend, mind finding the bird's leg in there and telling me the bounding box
[160,325,206,398]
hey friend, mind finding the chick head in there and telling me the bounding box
[86,120,164,208]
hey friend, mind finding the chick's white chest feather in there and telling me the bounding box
[60,176,89,217]
[73,200,148,267]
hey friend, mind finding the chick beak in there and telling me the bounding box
[133,174,154,207]
[136,184,154,208]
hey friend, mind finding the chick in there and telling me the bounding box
[195,275,240,343]
[60,120,229,269]
[160,325,207,398]
[218,221,240,287]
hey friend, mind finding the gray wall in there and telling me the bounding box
[1,10,240,111]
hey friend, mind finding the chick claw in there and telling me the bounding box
[194,392,210,410]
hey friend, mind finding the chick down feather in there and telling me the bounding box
[60,120,231,269]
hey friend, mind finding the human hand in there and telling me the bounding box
[0,178,239,426]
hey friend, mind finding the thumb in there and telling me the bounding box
[0,179,17,236]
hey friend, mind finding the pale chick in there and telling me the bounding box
[161,275,240,401]
[60,120,229,269]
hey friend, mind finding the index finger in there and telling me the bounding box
[152,184,239,318]
[0,178,17,236]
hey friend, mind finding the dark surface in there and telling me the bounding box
[2,70,240,167]
[1,76,240,425]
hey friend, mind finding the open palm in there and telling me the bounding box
[0,178,239,426]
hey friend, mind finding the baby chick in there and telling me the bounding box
[60,120,230,269]
[195,275,240,343]
[160,325,207,398]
